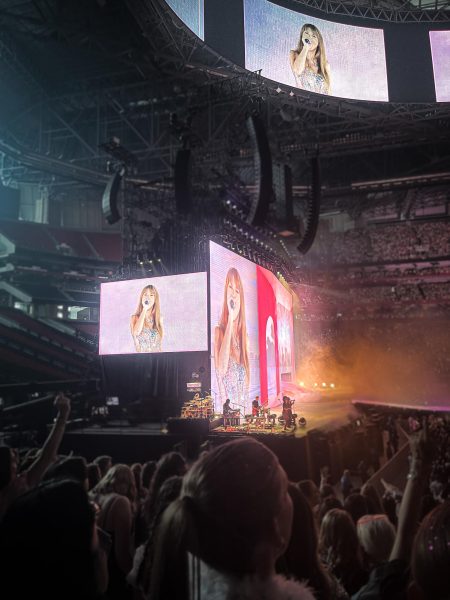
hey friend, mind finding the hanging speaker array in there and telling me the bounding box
[102,170,123,225]
[297,157,321,254]
[246,115,273,226]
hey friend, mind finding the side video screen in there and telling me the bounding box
[244,0,388,101]
[209,241,295,415]
[99,272,208,355]
[430,30,450,102]
[166,0,204,40]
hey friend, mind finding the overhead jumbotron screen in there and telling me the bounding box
[209,241,295,415]
[429,31,450,102]
[99,273,208,355]
[166,0,204,40]
[244,0,388,101]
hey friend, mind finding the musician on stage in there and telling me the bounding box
[282,395,295,431]
[251,396,261,419]
[223,398,237,427]
[223,398,232,416]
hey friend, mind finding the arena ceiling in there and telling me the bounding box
[0,0,450,205]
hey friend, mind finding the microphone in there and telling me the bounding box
[144,300,149,305]
[230,299,235,310]
[304,38,310,45]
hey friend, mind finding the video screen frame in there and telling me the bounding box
[99,272,208,356]
[243,0,388,101]
[166,0,205,41]
[209,240,295,415]
[429,30,450,102]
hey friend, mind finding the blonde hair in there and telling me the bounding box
[296,23,330,91]
[218,268,249,384]
[134,285,163,339]
[357,514,396,565]
[91,464,136,502]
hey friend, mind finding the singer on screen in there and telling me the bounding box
[214,268,250,407]
[289,24,331,95]
[130,284,163,352]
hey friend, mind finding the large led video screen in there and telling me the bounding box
[209,241,295,415]
[99,272,208,355]
[430,31,450,102]
[244,0,388,101]
[166,0,204,40]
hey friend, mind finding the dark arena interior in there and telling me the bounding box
[0,1,450,598]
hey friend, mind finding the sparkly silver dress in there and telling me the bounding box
[222,356,246,403]
[221,338,247,408]
[296,69,329,95]
[135,327,162,352]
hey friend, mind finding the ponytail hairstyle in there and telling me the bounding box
[148,438,287,599]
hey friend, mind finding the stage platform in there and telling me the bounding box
[60,421,314,481]
[212,392,359,437]
[59,393,360,481]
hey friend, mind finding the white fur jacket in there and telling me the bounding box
[194,562,316,600]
